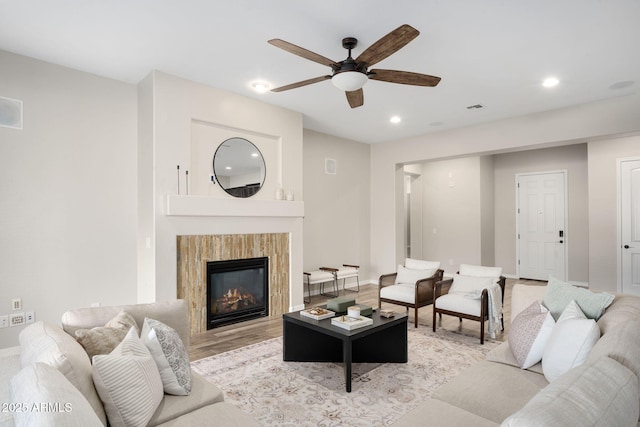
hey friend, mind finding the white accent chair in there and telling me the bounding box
[433,264,506,344]
[336,264,360,294]
[379,258,444,328]
[303,268,338,304]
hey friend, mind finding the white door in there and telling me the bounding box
[620,159,640,296]
[517,172,567,280]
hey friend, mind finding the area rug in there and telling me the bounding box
[191,328,498,426]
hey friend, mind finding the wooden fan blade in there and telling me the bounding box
[369,69,441,86]
[271,75,331,92]
[268,39,338,67]
[355,24,419,67]
[346,89,364,108]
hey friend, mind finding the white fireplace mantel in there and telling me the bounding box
[165,195,304,218]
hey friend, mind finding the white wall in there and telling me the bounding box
[493,144,589,281]
[421,157,483,272]
[139,72,305,307]
[302,129,371,281]
[588,135,640,292]
[0,50,138,347]
[370,94,640,282]
[480,155,495,267]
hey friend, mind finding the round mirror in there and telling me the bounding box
[213,138,266,198]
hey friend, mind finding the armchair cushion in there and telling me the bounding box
[448,274,494,296]
[459,264,502,281]
[405,258,441,270]
[380,284,418,304]
[434,293,482,316]
[395,265,437,285]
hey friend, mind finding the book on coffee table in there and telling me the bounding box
[300,307,335,320]
[331,314,374,330]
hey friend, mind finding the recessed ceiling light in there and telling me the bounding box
[225,166,232,170]
[390,115,402,124]
[251,81,270,93]
[542,77,559,88]
[251,153,259,157]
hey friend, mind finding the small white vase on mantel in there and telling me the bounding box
[275,187,284,200]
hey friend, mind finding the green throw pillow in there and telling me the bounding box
[543,277,614,321]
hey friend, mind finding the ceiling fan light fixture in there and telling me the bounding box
[332,71,368,92]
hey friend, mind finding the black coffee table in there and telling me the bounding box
[282,309,408,392]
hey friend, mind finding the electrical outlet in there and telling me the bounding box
[10,312,25,326]
[0,315,8,328]
[25,311,35,324]
[11,298,22,310]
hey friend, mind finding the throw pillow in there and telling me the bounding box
[502,357,639,427]
[508,301,555,369]
[18,321,107,425]
[542,300,600,382]
[75,311,139,359]
[10,362,103,427]
[92,327,163,427]
[141,317,192,395]
[394,265,436,285]
[448,274,494,296]
[459,264,502,281]
[404,258,441,270]
[543,277,614,320]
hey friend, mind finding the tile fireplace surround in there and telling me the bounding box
[177,233,289,336]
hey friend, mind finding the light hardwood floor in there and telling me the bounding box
[189,278,545,361]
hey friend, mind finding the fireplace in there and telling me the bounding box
[206,257,269,329]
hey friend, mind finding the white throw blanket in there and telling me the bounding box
[463,282,503,338]
[485,283,503,339]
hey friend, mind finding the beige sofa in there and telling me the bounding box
[0,300,258,427]
[394,284,640,426]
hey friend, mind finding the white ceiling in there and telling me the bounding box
[1,0,639,144]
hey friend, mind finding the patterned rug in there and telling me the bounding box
[191,327,498,426]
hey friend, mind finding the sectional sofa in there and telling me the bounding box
[0,300,258,426]
[394,283,640,426]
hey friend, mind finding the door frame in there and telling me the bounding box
[616,156,640,293]
[515,170,569,281]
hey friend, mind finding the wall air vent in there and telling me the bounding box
[466,104,485,110]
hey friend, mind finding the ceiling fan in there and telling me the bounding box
[267,24,441,108]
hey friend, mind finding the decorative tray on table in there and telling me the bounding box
[331,314,374,330]
[300,307,336,320]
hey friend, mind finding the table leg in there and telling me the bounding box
[343,339,352,392]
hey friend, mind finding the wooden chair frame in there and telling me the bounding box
[432,275,506,344]
[378,269,444,328]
